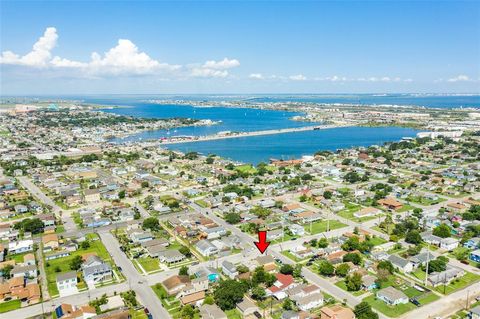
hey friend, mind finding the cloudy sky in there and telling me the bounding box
[1,1,479,95]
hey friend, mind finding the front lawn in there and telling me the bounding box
[304,220,347,235]
[363,294,416,317]
[335,280,368,296]
[433,272,480,295]
[137,257,161,273]
[0,299,21,313]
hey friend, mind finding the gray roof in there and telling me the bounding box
[56,271,77,282]
[221,261,237,273]
[410,252,435,264]
[377,286,408,301]
[199,304,227,319]
[388,254,411,268]
[195,239,216,251]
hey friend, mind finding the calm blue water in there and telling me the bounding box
[69,94,468,164]
[102,103,310,142]
[165,127,420,164]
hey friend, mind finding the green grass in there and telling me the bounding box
[194,199,209,208]
[406,196,446,206]
[433,272,480,295]
[304,220,347,235]
[130,309,148,319]
[417,292,440,305]
[44,233,112,296]
[7,252,30,263]
[0,299,21,313]
[235,164,257,174]
[55,225,65,234]
[137,257,161,272]
[363,294,416,317]
[337,209,378,223]
[281,250,308,263]
[396,204,415,213]
[369,236,388,246]
[226,309,242,319]
[335,280,367,296]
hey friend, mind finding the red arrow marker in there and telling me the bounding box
[254,231,270,254]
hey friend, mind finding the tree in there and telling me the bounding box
[118,190,126,199]
[318,260,335,276]
[323,190,333,199]
[205,157,214,164]
[2,264,13,279]
[377,261,394,274]
[81,240,91,249]
[354,302,379,319]
[282,298,294,311]
[433,223,451,238]
[142,217,160,231]
[141,181,149,188]
[214,280,248,310]
[251,286,266,300]
[345,273,362,291]
[203,295,215,305]
[179,246,191,257]
[179,266,189,276]
[280,264,294,275]
[13,218,44,234]
[335,263,350,277]
[180,305,195,319]
[236,265,249,274]
[343,253,362,265]
[70,255,83,270]
[225,213,241,224]
[405,230,423,244]
[317,237,329,248]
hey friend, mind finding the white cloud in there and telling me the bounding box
[289,74,307,81]
[1,27,58,67]
[203,58,240,70]
[190,58,240,78]
[447,75,470,82]
[249,73,264,80]
[1,27,239,79]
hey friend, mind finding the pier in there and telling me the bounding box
[159,124,351,145]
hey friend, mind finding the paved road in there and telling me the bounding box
[17,176,76,232]
[99,232,171,319]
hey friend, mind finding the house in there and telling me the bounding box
[464,238,480,249]
[158,249,186,264]
[354,207,381,218]
[0,277,41,305]
[161,275,190,296]
[195,240,218,257]
[180,291,205,306]
[428,266,465,287]
[376,286,409,305]
[440,237,459,251]
[42,234,59,251]
[266,273,296,299]
[362,275,378,290]
[54,304,96,319]
[421,232,442,246]
[469,305,480,319]
[46,251,71,261]
[378,197,403,211]
[388,254,413,273]
[23,253,36,266]
[282,311,300,319]
[199,304,227,319]
[409,252,435,269]
[83,189,101,203]
[295,292,324,311]
[471,249,480,263]
[194,267,219,283]
[129,231,154,244]
[289,224,306,236]
[203,226,227,239]
[320,305,355,319]
[256,255,277,272]
[56,271,78,297]
[145,244,167,258]
[11,264,37,278]
[82,255,112,285]
[221,261,238,279]
[8,239,33,254]
[236,298,260,317]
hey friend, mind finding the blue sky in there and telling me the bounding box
[1,1,479,94]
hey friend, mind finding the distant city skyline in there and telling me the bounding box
[1,1,479,95]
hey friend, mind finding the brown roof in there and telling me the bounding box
[42,233,58,244]
[320,305,355,319]
[378,197,403,208]
[180,291,205,305]
[24,253,35,261]
[162,275,190,291]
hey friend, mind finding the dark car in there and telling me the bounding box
[410,298,420,307]
[253,311,262,318]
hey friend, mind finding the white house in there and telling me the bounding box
[440,237,459,251]
[376,287,408,305]
[8,239,33,254]
[195,240,218,257]
[56,271,78,297]
[221,261,238,279]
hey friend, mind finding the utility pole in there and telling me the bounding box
[424,245,430,287]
